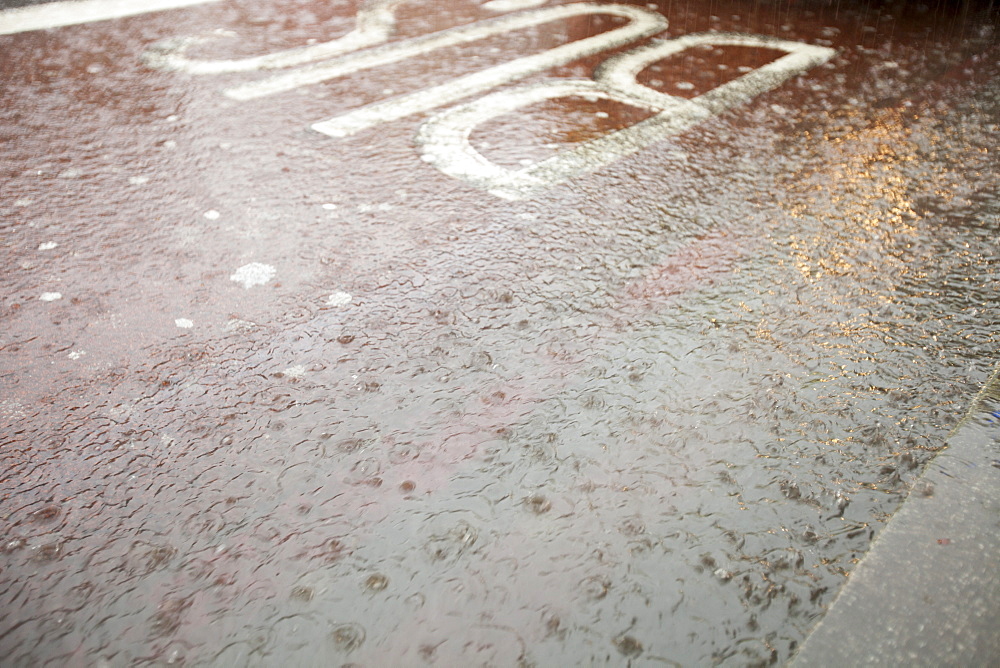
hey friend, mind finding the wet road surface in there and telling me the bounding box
[1,0,998,664]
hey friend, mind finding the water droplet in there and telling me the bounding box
[579,575,610,600]
[290,586,314,602]
[364,573,389,591]
[613,634,643,656]
[525,494,551,514]
[330,623,365,652]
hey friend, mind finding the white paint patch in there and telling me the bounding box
[38,242,58,250]
[68,350,86,360]
[39,292,62,301]
[175,318,194,328]
[230,263,276,288]
[0,0,221,36]
[203,209,220,220]
[282,365,307,380]
[326,291,352,307]
[321,203,338,210]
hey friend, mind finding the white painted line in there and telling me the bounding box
[307,4,666,137]
[0,0,221,36]
[417,33,836,199]
[142,0,408,74]
[482,0,549,11]
[212,4,664,103]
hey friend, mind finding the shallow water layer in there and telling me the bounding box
[1,0,998,664]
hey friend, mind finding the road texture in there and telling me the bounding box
[1,0,998,664]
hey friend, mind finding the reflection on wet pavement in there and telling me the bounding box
[1,0,998,664]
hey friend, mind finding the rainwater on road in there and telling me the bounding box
[1,0,998,664]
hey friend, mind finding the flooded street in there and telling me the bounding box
[1,0,998,664]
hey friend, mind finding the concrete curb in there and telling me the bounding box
[792,367,1000,666]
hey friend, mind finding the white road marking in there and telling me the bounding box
[224,4,665,105]
[0,0,221,36]
[142,0,409,74]
[308,4,665,137]
[482,0,549,11]
[417,33,836,199]
[139,3,835,198]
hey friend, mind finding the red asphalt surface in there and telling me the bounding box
[2,0,998,664]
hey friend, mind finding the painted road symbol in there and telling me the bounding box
[141,1,835,199]
[0,0,220,35]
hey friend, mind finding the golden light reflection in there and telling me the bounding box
[782,108,924,290]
